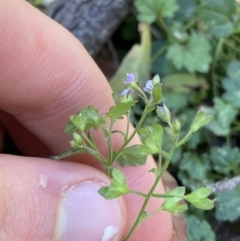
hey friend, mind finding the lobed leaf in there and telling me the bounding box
[210,146,240,175]
[99,168,129,199]
[167,186,186,196]
[162,197,187,213]
[215,186,240,222]
[222,61,240,108]
[198,0,237,38]
[106,101,137,123]
[135,0,179,24]
[166,32,212,73]
[178,153,213,190]
[116,145,149,167]
[186,215,216,241]
[205,98,237,136]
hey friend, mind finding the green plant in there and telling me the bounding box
[56,73,213,240]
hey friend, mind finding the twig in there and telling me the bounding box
[207,175,240,192]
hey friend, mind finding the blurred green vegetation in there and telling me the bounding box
[110,0,240,239]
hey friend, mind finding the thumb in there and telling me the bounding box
[0,155,126,241]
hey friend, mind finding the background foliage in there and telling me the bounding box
[111,0,240,240]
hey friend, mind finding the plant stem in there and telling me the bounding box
[211,38,224,97]
[183,17,197,31]
[110,102,151,166]
[125,112,131,142]
[123,140,177,241]
[176,130,192,147]
[107,121,114,163]
[151,44,168,64]
[226,134,231,148]
[158,17,169,33]
[223,39,240,52]
[129,190,148,198]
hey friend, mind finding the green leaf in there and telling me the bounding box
[222,61,240,108]
[149,168,159,176]
[185,187,212,199]
[110,23,151,93]
[185,188,214,210]
[205,98,237,136]
[186,131,204,149]
[152,85,162,104]
[167,186,186,196]
[166,32,212,73]
[135,0,179,24]
[170,147,182,164]
[162,197,187,213]
[178,153,213,190]
[106,101,137,123]
[65,105,104,133]
[64,116,78,133]
[98,168,129,199]
[163,74,208,94]
[179,153,211,181]
[215,186,240,222]
[56,146,101,162]
[174,0,196,22]
[163,92,188,112]
[193,199,214,210]
[210,146,240,175]
[152,123,164,147]
[84,105,102,131]
[226,60,240,79]
[116,145,148,167]
[151,39,174,76]
[146,105,156,113]
[198,0,237,38]
[186,215,216,241]
[28,0,43,7]
[170,22,188,43]
[139,124,164,153]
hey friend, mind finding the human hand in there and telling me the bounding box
[0,0,172,240]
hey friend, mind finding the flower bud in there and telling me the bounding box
[152,74,160,85]
[125,73,136,84]
[73,133,82,144]
[143,80,154,92]
[69,140,79,148]
[172,118,181,134]
[156,104,171,123]
[190,111,212,133]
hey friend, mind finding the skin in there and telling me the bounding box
[0,0,172,240]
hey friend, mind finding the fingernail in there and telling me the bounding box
[55,182,124,241]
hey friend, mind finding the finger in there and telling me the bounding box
[0,1,172,240]
[0,154,126,241]
[0,0,126,154]
[0,124,4,151]
[0,110,51,157]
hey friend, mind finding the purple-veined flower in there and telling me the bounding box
[125,73,136,84]
[143,80,154,92]
[120,88,134,97]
